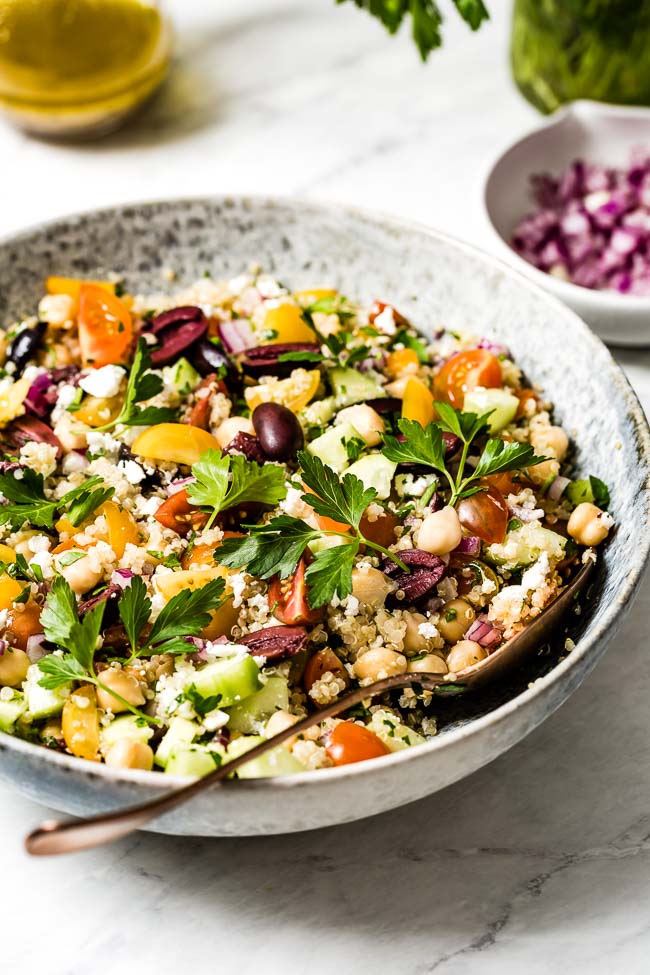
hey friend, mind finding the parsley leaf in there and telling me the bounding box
[277,350,324,364]
[67,486,115,528]
[185,684,223,718]
[37,655,87,690]
[0,471,105,530]
[382,418,447,472]
[298,451,376,529]
[472,439,545,480]
[40,575,105,674]
[187,449,287,528]
[94,339,177,431]
[141,577,227,655]
[305,541,358,608]
[118,575,151,655]
[216,516,320,580]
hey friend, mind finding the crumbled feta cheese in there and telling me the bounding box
[79,365,126,399]
[19,442,58,478]
[118,459,146,485]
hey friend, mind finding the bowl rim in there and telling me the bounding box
[0,192,648,795]
[482,99,650,311]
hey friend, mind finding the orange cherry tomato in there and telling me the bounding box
[325,722,390,766]
[515,387,541,419]
[5,599,42,651]
[303,648,349,697]
[457,486,508,545]
[434,349,502,409]
[268,557,322,625]
[154,489,209,537]
[78,284,133,367]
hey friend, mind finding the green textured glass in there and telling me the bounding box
[511,0,650,114]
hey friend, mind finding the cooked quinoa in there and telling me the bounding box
[0,271,614,776]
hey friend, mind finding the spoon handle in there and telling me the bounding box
[25,673,446,856]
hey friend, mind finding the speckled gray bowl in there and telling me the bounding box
[0,197,648,837]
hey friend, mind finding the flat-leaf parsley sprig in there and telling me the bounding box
[0,469,113,531]
[382,403,548,506]
[215,452,407,608]
[187,449,288,529]
[93,338,177,431]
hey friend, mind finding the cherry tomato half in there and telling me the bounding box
[78,284,133,368]
[154,489,209,537]
[434,349,502,409]
[269,557,321,625]
[303,648,349,697]
[481,471,531,496]
[457,486,508,545]
[325,722,390,766]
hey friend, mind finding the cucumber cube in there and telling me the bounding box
[190,654,261,707]
[0,690,26,732]
[344,453,397,499]
[227,677,290,734]
[100,715,154,755]
[463,387,519,433]
[225,735,305,778]
[154,716,199,768]
[24,664,71,720]
[329,367,385,408]
[307,421,361,473]
[165,744,222,778]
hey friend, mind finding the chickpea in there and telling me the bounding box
[402,611,429,654]
[528,458,560,486]
[215,416,254,449]
[96,669,146,713]
[567,502,611,547]
[0,647,30,687]
[38,293,76,326]
[57,551,103,595]
[354,647,407,682]
[104,739,154,771]
[265,710,300,748]
[53,412,90,452]
[416,506,462,556]
[351,566,393,609]
[407,653,448,675]
[438,598,476,644]
[336,405,385,447]
[531,425,569,462]
[446,639,487,673]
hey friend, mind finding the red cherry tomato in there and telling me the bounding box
[268,557,321,625]
[481,471,531,496]
[154,489,209,537]
[457,486,508,544]
[325,722,390,766]
[433,349,502,409]
[78,284,133,367]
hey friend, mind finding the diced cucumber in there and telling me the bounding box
[165,743,223,778]
[329,366,385,408]
[308,534,355,556]
[0,690,26,732]
[463,387,519,433]
[307,421,361,473]
[366,708,426,753]
[24,664,71,720]
[225,735,305,778]
[344,453,397,500]
[100,715,154,755]
[154,716,199,768]
[301,395,337,427]
[162,357,201,395]
[227,677,290,734]
[565,476,610,509]
[485,523,567,570]
[190,653,261,707]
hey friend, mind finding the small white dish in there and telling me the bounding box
[484,100,650,348]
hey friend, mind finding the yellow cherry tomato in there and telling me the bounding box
[131,423,220,466]
[46,277,116,302]
[101,501,140,558]
[0,377,29,426]
[292,288,338,306]
[0,545,16,563]
[385,348,419,379]
[62,685,100,761]
[0,575,24,611]
[74,393,123,428]
[402,377,436,427]
[262,303,317,344]
[245,368,320,413]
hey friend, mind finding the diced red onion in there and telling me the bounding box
[477,338,510,358]
[26,633,47,663]
[453,535,481,556]
[218,319,256,355]
[512,152,650,294]
[0,640,7,657]
[110,569,135,589]
[466,617,502,648]
[547,475,571,502]
[168,476,196,495]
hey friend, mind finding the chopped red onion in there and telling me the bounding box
[218,319,256,355]
[512,152,650,294]
[168,476,196,495]
[466,617,502,648]
[477,338,510,358]
[26,633,47,663]
[0,640,7,657]
[453,535,481,556]
[547,475,571,502]
[110,569,135,589]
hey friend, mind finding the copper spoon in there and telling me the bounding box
[25,558,595,856]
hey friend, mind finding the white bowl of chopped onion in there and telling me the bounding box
[484,100,650,348]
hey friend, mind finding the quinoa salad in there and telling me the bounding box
[0,272,614,777]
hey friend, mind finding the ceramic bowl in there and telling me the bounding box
[484,100,650,348]
[0,197,648,837]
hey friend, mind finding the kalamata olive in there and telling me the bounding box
[366,397,401,415]
[382,549,447,607]
[148,306,204,335]
[1,416,62,459]
[252,402,304,461]
[7,321,47,375]
[223,432,266,464]
[149,317,208,366]
[236,625,307,661]
[238,343,321,377]
[189,338,241,387]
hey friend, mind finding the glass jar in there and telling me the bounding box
[511,0,650,114]
[0,0,173,138]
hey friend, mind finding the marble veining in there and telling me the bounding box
[1,2,650,973]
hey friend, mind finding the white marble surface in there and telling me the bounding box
[2,2,650,972]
